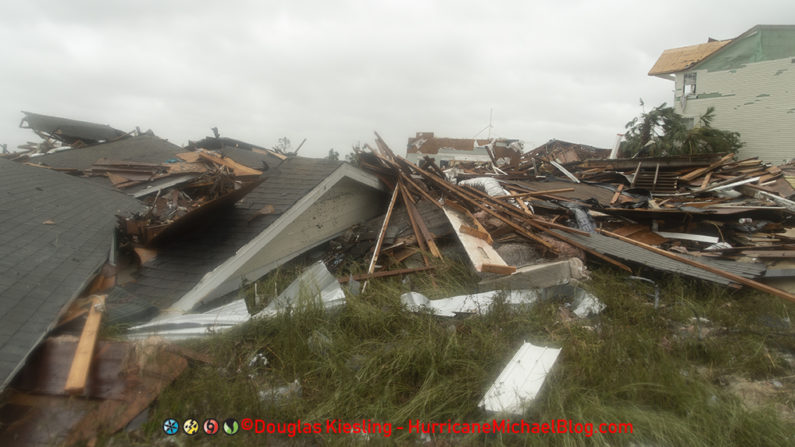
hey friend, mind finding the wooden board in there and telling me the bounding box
[176,151,201,163]
[197,150,262,177]
[64,295,105,395]
[442,205,512,274]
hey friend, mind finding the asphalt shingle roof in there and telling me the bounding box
[32,135,181,171]
[0,159,141,390]
[108,157,344,322]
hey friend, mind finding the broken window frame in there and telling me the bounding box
[683,72,697,97]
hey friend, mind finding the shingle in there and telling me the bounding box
[31,135,181,172]
[112,157,343,314]
[0,158,141,391]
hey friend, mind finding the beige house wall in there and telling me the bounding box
[672,58,795,164]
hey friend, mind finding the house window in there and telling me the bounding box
[683,72,697,96]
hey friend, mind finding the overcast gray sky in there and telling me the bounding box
[1,1,793,157]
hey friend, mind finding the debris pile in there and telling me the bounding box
[117,149,265,246]
[2,112,793,443]
[353,133,794,302]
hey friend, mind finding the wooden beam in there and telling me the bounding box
[459,224,493,244]
[339,266,436,283]
[197,150,262,177]
[391,154,633,272]
[367,186,399,275]
[400,172,443,209]
[492,188,575,199]
[599,229,795,303]
[680,153,735,181]
[411,202,442,258]
[64,294,106,395]
[480,263,517,275]
[398,180,431,266]
[610,184,624,205]
[442,204,513,274]
[631,161,642,187]
[700,172,712,189]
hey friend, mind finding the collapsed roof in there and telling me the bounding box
[108,157,384,322]
[0,159,141,391]
[20,111,128,146]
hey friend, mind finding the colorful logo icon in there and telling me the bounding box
[183,418,199,435]
[223,418,239,435]
[204,418,219,435]
[163,418,179,435]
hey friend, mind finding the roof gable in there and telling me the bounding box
[693,25,795,71]
[649,25,795,76]
[106,158,383,321]
[648,40,732,76]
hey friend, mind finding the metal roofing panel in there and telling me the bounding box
[554,230,764,285]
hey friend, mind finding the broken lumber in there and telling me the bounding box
[392,154,632,272]
[610,184,624,205]
[398,180,431,266]
[442,204,513,274]
[680,153,735,182]
[64,295,106,395]
[492,188,575,200]
[197,150,262,177]
[338,266,436,283]
[599,229,795,303]
[367,185,399,275]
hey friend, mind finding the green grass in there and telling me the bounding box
[104,262,795,446]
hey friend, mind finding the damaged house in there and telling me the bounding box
[0,159,140,390]
[406,132,523,167]
[649,24,795,164]
[10,119,386,323]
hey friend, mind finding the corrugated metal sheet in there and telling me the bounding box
[554,230,765,285]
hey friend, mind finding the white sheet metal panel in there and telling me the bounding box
[400,290,539,317]
[128,261,345,340]
[479,342,561,415]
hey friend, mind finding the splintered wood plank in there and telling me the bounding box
[442,205,512,274]
[700,172,713,189]
[64,295,106,395]
[197,150,262,177]
[338,266,437,283]
[176,151,201,163]
[680,153,735,181]
[106,172,131,186]
[459,224,493,244]
[480,263,517,275]
[66,348,188,445]
[133,247,158,265]
[398,180,430,266]
[400,180,441,258]
[610,184,624,205]
[367,186,399,274]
